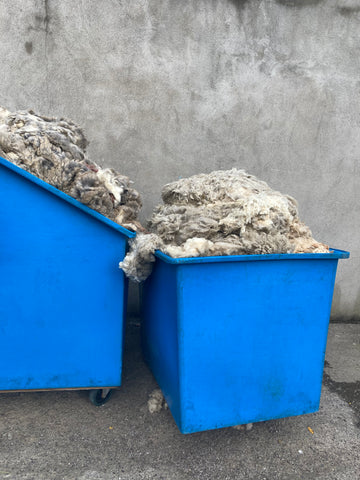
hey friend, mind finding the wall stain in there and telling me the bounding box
[228,0,250,21]
[228,0,249,8]
[338,6,360,15]
[28,3,51,34]
[276,0,323,6]
[25,41,33,55]
[26,1,52,109]
[44,0,50,36]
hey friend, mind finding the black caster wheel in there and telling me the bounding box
[89,388,113,406]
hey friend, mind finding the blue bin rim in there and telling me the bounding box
[154,248,350,264]
[0,155,136,238]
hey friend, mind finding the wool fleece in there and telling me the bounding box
[0,107,142,231]
[120,169,329,282]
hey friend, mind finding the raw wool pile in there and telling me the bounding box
[0,106,142,231]
[120,169,329,282]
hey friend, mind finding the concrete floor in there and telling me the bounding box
[0,322,359,480]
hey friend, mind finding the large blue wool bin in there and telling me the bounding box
[0,156,135,392]
[142,248,349,434]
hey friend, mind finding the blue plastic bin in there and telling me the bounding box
[0,156,134,396]
[142,248,349,433]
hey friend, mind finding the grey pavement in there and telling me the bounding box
[0,322,359,480]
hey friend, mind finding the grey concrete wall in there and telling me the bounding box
[0,0,359,320]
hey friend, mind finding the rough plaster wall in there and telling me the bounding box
[0,0,359,319]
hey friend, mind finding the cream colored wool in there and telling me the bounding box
[0,107,142,231]
[119,233,164,282]
[233,423,254,432]
[120,169,329,282]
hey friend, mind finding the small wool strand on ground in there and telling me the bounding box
[147,389,168,413]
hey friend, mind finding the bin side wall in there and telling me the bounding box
[141,261,182,427]
[0,164,128,389]
[176,259,338,433]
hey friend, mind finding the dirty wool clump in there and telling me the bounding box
[147,388,168,414]
[233,423,254,432]
[120,169,329,281]
[0,106,142,230]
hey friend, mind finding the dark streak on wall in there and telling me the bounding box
[24,41,33,54]
[228,0,250,8]
[276,0,323,6]
[338,6,360,15]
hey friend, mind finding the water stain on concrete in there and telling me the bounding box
[324,362,360,427]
